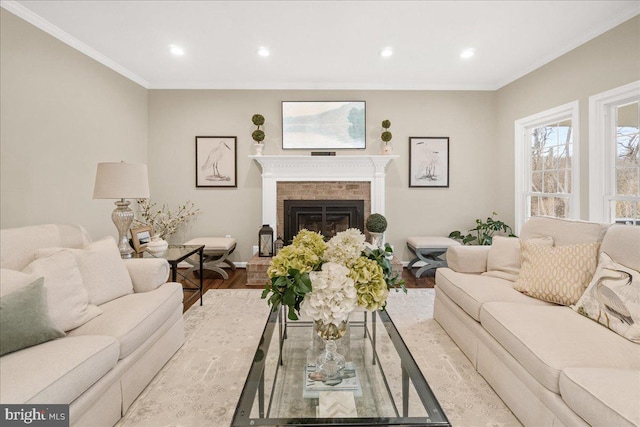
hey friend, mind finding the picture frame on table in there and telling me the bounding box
[282,101,366,150]
[195,136,237,188]
[131,225,153,253]
[409,137,450,188]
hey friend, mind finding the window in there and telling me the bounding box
[514,102,580,232]
[589,81,640,225]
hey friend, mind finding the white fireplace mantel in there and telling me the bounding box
[250,155,398,237]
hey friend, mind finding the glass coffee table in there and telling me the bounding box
[231,308,450,426]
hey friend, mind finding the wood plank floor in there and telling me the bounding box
[181,267,435,312]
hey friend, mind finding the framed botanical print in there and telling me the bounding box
[195,136,237,188]
[409,137,450,188]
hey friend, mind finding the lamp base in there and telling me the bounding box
[112,199,135,258]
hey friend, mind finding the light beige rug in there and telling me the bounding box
[117,289,521,427]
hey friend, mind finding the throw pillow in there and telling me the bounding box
[36,237,134,305]
[22,250,102,331]
[572,253,640,343]
[0,278,65,356]
[514,241,600,306]
[0,268,35,296]
[483,236,554,282]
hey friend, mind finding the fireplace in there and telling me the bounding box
[250,155,397,240]
[284,200,364,243]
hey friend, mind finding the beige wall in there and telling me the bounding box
[0,9,148,239]
[495,15,640,229]
[148,90,497,262]
[3,7,638,263]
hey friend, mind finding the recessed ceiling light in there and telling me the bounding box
[460,48,475,59]
[380,47,393,58]
[257,47,270,57]
[169,44,184,56]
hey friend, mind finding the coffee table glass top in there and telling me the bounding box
[231,308,450,426]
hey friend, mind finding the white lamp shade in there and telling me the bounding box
[93,162,150,199]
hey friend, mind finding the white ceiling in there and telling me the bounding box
[3,0,639,90]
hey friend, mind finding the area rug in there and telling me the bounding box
[117,289,521,426]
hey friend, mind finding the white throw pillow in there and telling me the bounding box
[1,268,35,296]
[35,237,134,306]
[572,253,640,343]
[21,251,102,331]
[483,236,553,282]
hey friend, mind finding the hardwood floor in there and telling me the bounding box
[181,267,436,312]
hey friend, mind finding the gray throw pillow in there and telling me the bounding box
[0,277,65,356]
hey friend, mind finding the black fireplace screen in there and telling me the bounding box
[284,200,365,243]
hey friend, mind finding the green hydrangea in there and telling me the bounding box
[349,257,389,311]
[267,244,320,278]
[291,229,327,258]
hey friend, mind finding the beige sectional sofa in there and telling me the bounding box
[434,217,640,427]
[0,224,185,426]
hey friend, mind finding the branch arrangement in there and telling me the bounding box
[134,199,201,239]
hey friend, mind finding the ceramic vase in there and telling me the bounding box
[382,143,393,155]
[253,143,264,156]
[369,232,384,247]
[146,235,168,253]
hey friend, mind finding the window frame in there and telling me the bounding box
[514,101,580,233]
[588,80,640,223]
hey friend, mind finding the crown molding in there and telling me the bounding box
[496,4,640,89]
[1,0,149,88]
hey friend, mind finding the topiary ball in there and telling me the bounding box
[381,131,392,142]
[252,114,265,126]
[252,129,265,142]
[366,213,388,233]
[381,119,391,129]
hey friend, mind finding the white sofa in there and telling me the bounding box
[434,217,640,426]
[0,224,185,426]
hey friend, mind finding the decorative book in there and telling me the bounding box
[303,362,362,398]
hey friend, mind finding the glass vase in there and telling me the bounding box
[315,318,349,380]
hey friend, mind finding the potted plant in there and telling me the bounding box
[251,114,265,156]
[381,120,393,154]
[366,213,388,246]
[448,212,516,245]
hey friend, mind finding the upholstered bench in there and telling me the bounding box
[407,236,460,278]
[183,237,237,279]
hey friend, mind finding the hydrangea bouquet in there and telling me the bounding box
[261,228,406,325]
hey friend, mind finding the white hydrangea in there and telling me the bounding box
[323,228,366,268]
[301,262,357,325]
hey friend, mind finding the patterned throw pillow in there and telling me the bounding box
[572,253,640,343]
[514,241,600,305]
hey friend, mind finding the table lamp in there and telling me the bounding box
[93,162,150,258]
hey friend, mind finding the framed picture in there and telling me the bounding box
[131,225,153,253]
[195,136,237,188]
[409,137,450,188]
[282,101,366,149]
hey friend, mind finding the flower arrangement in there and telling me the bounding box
[134,199,200,239]
[261,228,405,324]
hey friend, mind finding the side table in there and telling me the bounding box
[141,245,205,306]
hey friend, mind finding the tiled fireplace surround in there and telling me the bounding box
[246,155,398,286]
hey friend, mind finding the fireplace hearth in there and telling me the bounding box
[284,200,364,243]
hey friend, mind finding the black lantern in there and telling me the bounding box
[274,236,284,255]
[258,224,274,257]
